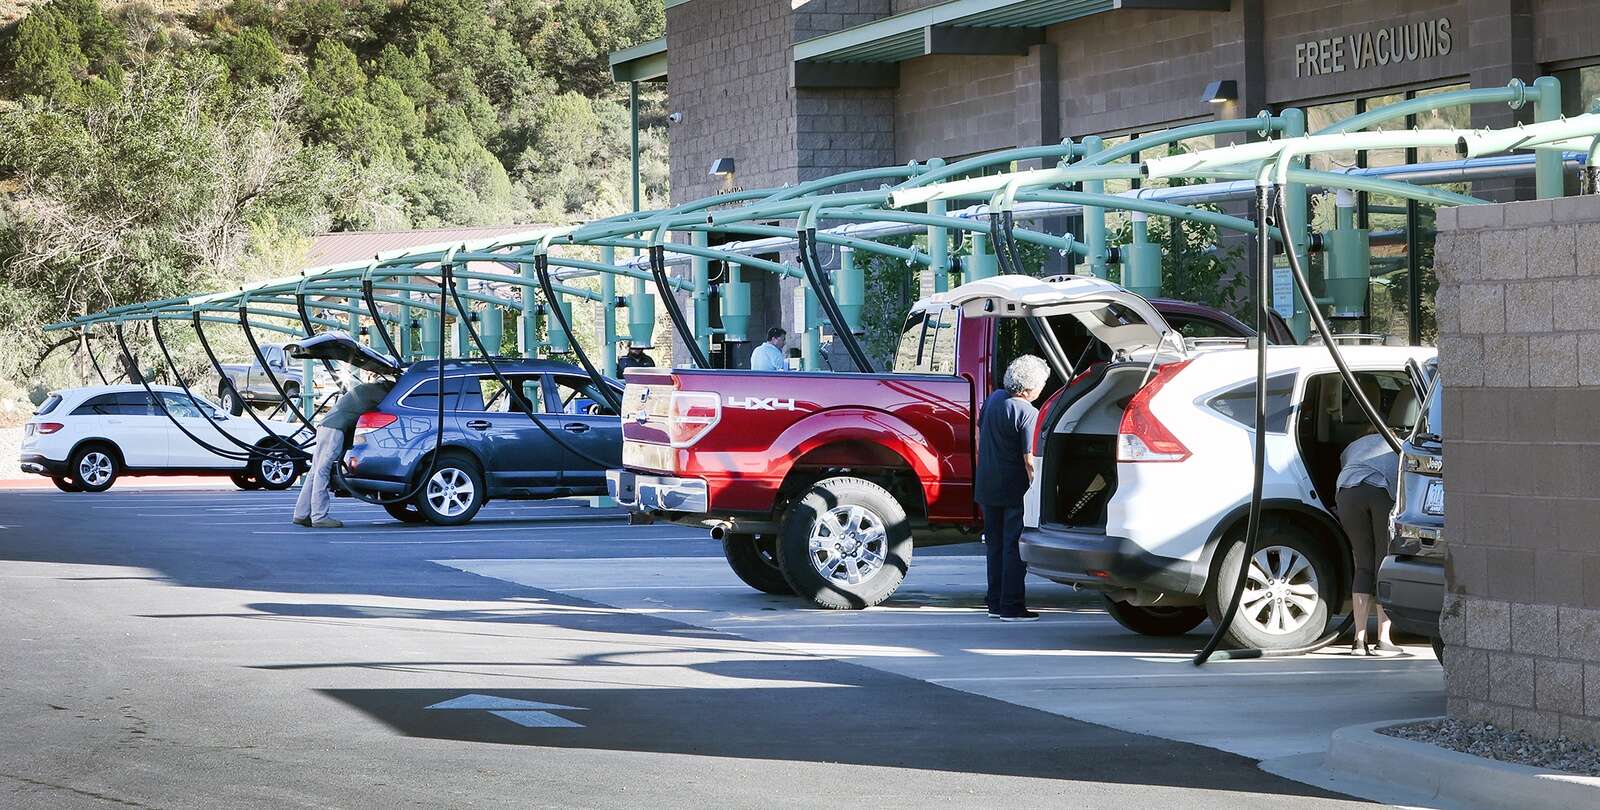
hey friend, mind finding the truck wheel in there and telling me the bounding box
[722,533,794,595]
[776,476,912,610]
[219,387,244,416]
[1104,596,1207,636]
[1206,519,1336,651]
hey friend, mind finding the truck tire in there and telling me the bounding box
[219,387,244,416]
[722,533,794,595]
[776,476,912,610]
[1103,596,1207,636]
[1205,518,1337,651]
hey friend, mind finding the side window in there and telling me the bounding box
[892,311,927,374]
[115,392,155,415]
[472,376,542,414]
[1170,316,1230,340]
[553,376,612,415]
[1205,374,1297,433]
[925,306,959,375]
[400,377,464,412]
[72,394,121,416]
[159,392,206,419]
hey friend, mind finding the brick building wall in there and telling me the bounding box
[1434,194,1600,743]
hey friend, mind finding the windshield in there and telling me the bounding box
[1411,376,1442,446]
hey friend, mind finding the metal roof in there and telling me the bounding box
[794,0,1227,64]
[609,37,668,83]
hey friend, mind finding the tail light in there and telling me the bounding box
[1116,360,1193,463]
[667,391,721,447]
[1031,388,1067,456]
[354,412,397,437]
[35,422,64,435]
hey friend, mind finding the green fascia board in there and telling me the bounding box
[610,37,668,82]
[794,0,1113,64]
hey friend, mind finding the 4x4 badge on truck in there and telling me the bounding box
[727,397,798,411]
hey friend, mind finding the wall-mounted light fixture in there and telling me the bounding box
[709,157,736,178]
[1201,80,1238,105]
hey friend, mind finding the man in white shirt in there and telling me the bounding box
[750,327,789,371]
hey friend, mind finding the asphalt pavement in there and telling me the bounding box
[0,485,1421,808]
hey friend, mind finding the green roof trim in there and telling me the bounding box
[609,37,668,83]
[795,0,1226,64]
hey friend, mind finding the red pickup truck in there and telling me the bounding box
[607,278,1279,609]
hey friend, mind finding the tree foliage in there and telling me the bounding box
[0,0,670,386]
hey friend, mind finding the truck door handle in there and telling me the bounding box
[563,423,590,434]
[465,419,492,431]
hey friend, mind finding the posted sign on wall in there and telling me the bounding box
[1295,18,1453,77]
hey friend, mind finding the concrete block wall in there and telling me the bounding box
[1435,194,1600,743]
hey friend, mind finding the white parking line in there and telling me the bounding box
[927,667,1430,683]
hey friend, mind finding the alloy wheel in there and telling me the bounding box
[78,452,113,487]
[807,504,888,586]
[426,468,475,517]
[259,457,295,485]
[1239,545,1320,635]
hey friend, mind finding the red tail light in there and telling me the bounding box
[354,412,397,437]
[35,422,64,435]
[666,391,721,447]
[1117,360,1193,463]
[1031,387,1066,456]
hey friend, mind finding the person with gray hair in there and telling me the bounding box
[975,354,1051,621]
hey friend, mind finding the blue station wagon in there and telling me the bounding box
[340,358,623,525]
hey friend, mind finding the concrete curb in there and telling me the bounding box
[1323,716,1600,809]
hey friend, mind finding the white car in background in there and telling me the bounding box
[19,385,309,493]
[935,276,1433,651]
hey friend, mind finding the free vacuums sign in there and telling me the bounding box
[1294,17,1453,77]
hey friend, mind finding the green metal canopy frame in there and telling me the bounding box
[50,77,1600,383]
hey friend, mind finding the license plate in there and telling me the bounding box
[1423,479,1444,516]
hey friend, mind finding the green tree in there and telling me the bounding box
[5,8,88,100]
[220,26,286,85]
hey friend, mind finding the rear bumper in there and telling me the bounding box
[341,475,406,495]
[607,469,708,513]
[1020,524,1200,596]
[1377,555,1444,638]
[19,454,68,477]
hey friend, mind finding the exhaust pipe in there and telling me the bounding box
[709,522,731,541]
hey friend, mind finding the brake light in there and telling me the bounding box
[35,422,64,435]
[667,391,721,447]
[1116,360,1193,463]
[1031,387,1066,456]
[354,412,397,437]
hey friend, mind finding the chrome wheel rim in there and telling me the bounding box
[808,504,887,586]
[259,457,294,484]
[1240,545,1320,635]
[78,452,112,487]
[426,467,475,517]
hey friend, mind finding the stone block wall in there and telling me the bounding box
[1435,194,1600,743]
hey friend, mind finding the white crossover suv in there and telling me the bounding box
[19,385,308,493]
[933,276,1432,651]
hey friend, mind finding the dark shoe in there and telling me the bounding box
[292,516,311,527]
[1372,641,1408,655]
[998,610,1040,622]
[311,518,343,528]
[1349,641,1372,656]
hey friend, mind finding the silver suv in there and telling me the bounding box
[1377,362,1444,658]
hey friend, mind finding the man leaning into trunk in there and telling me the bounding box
[976,355,1049,622]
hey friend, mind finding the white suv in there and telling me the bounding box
[936,276,1432,651]
[20,385,308,493]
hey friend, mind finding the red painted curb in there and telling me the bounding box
[0,475,240,490]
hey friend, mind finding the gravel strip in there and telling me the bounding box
[1381,718,1600,777]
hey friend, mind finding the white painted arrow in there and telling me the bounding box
[425,693,587,728]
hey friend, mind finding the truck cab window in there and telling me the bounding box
[892,311,927,374]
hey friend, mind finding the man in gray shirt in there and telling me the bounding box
[293,376,394,528]
[975,355,1049,621]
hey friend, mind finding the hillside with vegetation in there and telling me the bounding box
[0,0,668,406]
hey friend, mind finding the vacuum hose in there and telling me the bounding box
[1193,185,1402,665]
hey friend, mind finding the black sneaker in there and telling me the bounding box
[997,610,1040,622]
